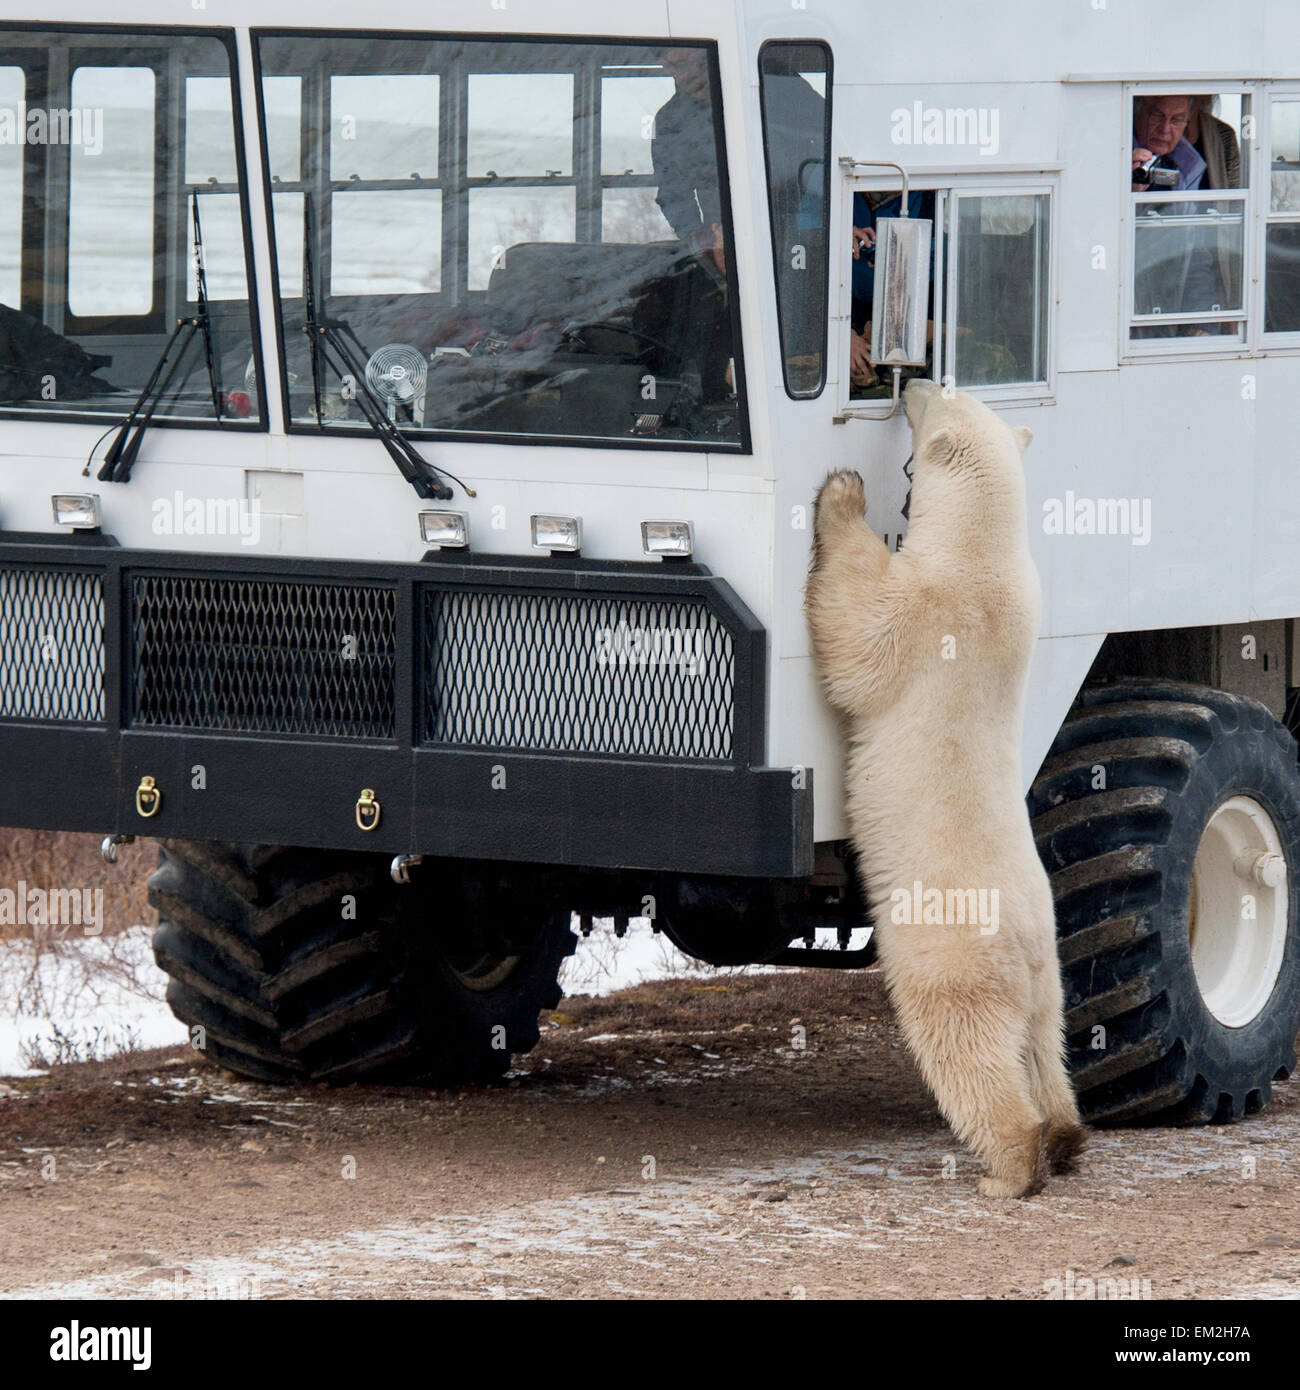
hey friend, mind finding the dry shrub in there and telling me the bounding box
[0,829,157,940]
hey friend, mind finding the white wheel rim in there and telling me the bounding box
[1187,795,1290,1028]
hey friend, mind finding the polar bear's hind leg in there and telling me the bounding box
[892,982,1049,1198]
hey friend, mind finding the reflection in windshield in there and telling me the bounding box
[0,31,259,423]
[257,34,745,448]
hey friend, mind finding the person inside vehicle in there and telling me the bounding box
[1130,95,1218,338]
[651,48,725,276]
[1187,94,1241,190]
[1131,93,1206,192]
[638,48,736,416]
[848,188,935,392]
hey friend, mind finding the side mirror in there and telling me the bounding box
[869,216,932,367]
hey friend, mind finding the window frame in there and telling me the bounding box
[1120,81,1255,362]
[1260,85,1300,347]
[63,49,167,334]
[835,170,1058,420]
[757,37,834,401]
[0,21,267,432]
[326,70,445,298]
[942,184,1056,406]
[251,26,751,454]
[0,62,26,313]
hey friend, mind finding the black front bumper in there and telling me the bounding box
[0,535,811,878]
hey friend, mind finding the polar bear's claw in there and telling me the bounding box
[978,1173,1043,1200]
[1045,1122,1088,1174]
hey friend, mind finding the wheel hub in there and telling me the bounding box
[1188,796,1290,1028]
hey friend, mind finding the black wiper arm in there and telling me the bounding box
[317,328,453,500]
[101,193,225,483]
[99,319,197,482]
[299,195,470,501]
[302,191,325,428]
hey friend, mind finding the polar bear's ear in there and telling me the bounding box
[922,426,959,463]
[1011,425,1033,454]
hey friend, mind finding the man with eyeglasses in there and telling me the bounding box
[1131,95,1217,337]
[1131,94,1207,192]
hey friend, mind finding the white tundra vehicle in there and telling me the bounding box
[1,0,1298,1124]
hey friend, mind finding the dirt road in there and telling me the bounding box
[0,969,1296,1300]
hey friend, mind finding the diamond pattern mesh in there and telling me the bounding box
[131,575,397,737]
[423,589,734,759]
[0,568,104,721]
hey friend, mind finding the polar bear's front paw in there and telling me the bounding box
[813,469,866,530]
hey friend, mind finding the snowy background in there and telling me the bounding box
[0,917,765,1080]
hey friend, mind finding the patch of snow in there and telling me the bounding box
[0,915,775,1078]
[0,926,185,1078]
[559,915,780,997]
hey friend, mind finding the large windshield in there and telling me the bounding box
[255,33,746,450]
[0,28,260,424]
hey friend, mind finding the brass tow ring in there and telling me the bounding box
[355,788,381,832]
[135,776,161,819]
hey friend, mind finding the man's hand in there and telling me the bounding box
[851,225,875,261]
[708,221,725,276]
[1132,147,1156,191]
[849,329,876,385]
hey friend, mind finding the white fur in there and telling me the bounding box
[805,380,1084,1197]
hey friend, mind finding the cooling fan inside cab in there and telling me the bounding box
[365,343,428,426]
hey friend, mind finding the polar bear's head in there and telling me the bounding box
[903,378,1032,476]
[899,379,1034,541]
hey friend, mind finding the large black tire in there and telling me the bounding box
[1030,680,1300,1125]
[149,842,577,1085]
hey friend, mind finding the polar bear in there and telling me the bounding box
[805,378,1085,1198]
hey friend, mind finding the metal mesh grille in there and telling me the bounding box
[131,575,397,737]
[423,589,734,759]
[0,568,104,721]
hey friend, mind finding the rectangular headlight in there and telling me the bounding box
[640,520,694,558]
[419,510,468,548]
[51,493,101,529]
[531,514,581,553]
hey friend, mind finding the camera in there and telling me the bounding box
[1133,155,1180,189]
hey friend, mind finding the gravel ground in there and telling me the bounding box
[0,969,1296,1301]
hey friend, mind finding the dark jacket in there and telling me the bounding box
[651,89,722,240]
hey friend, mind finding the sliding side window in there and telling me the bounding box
[759,40,832,398]
[948,192,1051,390]
[0,28,261,423]
[840,181,1052,412]
[1127,91,1248,348]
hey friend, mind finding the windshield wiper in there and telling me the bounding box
[300,195,467,501]
[101,194,223,483]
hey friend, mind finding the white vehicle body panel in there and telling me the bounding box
[5,0,1298,850]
